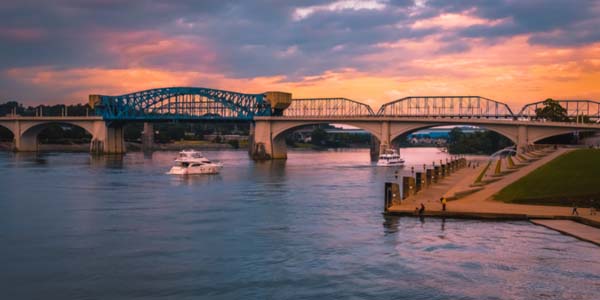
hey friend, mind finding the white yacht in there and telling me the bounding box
[377,149,405,166]
[167,150,223,175]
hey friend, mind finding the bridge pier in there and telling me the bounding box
[90,122,125,154]
[250,120,274,160]
[14,129,38,151]
[516,125,529,154]
[380,121,391,155]
[370,136,380,161]
[142,122,154,151]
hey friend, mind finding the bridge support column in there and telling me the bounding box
[90,121,125,154]
[142,122,154,151]
[370,136,380,161]
[379,121,391,154]
[13,120,38,151]
[249,120,287,160]
[516,125,529,154]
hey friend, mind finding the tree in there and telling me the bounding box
[311,127,328,146]
[448,127,464,143]
[535,99,568,122]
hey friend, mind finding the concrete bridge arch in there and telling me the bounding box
[388,123,519,146]
[251,117,600,160]
[0,118,124,153]
[253,119,386,160]
[17,121,97,152]
[0,123,16,148]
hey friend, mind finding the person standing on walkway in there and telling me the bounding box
[572,201,579,216]
[442,197,447,211]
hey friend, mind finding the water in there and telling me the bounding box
[0,148,598,299]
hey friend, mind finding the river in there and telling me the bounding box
[0,148,598,299]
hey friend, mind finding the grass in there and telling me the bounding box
[494,149,600,206]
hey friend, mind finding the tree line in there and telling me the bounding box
[0,101,95,116]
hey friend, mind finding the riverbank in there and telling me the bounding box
[495,149,600,206]
[0,141,235,152]
[386,147,600,245]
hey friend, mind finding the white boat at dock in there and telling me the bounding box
[377,149,405,166]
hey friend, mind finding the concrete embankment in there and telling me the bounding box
[530,219,600,246]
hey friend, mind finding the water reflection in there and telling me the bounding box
[89,154,126,169]
[169,173,223,186]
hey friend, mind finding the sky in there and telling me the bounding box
[1,0,600,110]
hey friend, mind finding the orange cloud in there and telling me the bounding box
[5,35,600,111]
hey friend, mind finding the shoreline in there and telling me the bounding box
[384,147,600,246]
[383,211,600,246]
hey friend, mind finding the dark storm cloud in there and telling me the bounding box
[426,0,600,46]
[1,0,599,80]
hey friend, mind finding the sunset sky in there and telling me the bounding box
[1,0,599,110]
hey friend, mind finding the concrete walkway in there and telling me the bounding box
[531,219,600,246]
[391,163,485,210]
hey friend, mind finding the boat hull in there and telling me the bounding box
[376,161,405,167]
[167,164,222,175]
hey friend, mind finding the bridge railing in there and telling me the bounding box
[376,96,515,118]
[518,100,600,122]
[283,98,375,117]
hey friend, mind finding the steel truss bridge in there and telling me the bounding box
[90,87,273,121]
[89,87,600,121]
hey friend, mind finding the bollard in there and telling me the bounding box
[415,172,423,192]
[402,176,416,198]
[426,169,433,186]
[384,182,401,212]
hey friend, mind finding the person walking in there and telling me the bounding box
[442,197,447,211]
[418,203,425,216]
[572,201,579,216]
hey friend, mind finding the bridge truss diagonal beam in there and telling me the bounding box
[284,98,375,117]
[376,96,515,118]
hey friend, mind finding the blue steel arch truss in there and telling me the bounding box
[93,87,272,121]
[377,96,515,118]
[283,98,375,117]
[518,100,600,121]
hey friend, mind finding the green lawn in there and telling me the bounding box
[494,149,600,206]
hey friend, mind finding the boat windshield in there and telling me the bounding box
[179,151,205,159]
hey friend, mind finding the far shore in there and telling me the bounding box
[0,141,236,152]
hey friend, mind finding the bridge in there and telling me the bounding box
[1,87,599,159]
